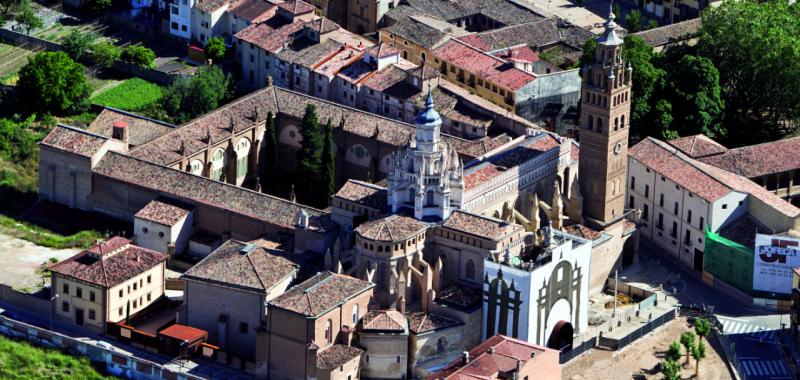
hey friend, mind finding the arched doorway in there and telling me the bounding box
[547,320,573,351]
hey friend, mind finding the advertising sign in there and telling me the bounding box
[752,234,800,294]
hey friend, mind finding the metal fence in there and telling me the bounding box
[560,336,596,363]
[599,309,677,350]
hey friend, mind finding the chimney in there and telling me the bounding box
[266,75,274,87]
[462,351,469,364]
[112,121,129,144]
[167,242,176,257]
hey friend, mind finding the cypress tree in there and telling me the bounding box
[321,118,336,206]
[260,111,278,191]
[296,104,323,201]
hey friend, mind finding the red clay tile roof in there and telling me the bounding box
[277,0,314,14]
[270,271,374,317]
[366,42,400,59]
[228,0,277,22]
[316,344,363,370]
[633,18,700,47]
[440,210,522,240]
[361,310,407,332]
[334,180,388,210]
[88,108,175,148]
[355,215,427,242]
[434,334,556,380]
[406,312,461,334]
[158,324,208,343]
[667,134,728,159]
[697,137,800,178]
[195,0,231,13]
[49,237,167,288]
[134,200,192,226]
[463,133,560,190]
[235,18,306,53]
[562,224,602,240]
[182,240,298,292]
[434,39,536,92]
[93,151,322,228]
[41,124,108,158]
[313,47,363,78]
[493,46,540,64]
[457,19,561,52]
[435,285,482,309]
[628,137,732,202]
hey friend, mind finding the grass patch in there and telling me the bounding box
[0,334,115,379]
[90,78,164,112]
[0,214,104,249]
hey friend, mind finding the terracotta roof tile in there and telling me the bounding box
[667,134,728,159]
[270,271,373,317]
[435,285,482,309]
[88,108,175,148]
[366,42,400,59]
[49,237,167,288]
[698,137,800,178]
[333,180,388,210]
[41,124,108,158]
[134,199,192,226]
[228,0,277,22]
[434,39,536,91]
[277,0,315,14]
[563,224,602,240]
[440,210,522,240]
[361,310,407,331]
[316,344,363,369]
[457,19,560,52]
[195,0,231,13]
[463,133,560,190]
[93,152,321,227]
[183,240,297,292]
[406,311,461,334]
[355,215,427,242]
[633,18,700,47]
[159,324,208,343]
[434,334,556,379]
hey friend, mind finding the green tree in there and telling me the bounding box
[14,4,42,35]
[259,111,278,191]
[625,9,643,33]
[698,0,800,145]
[0,115,38,161]
[204,36,226,64]
[321,118,335,206]
[90,41,120,68]
[653,99,676,140]
[120,45,155,68]
[161,65,232,123]
[666,341,682,362]
[0,0,21,14]
[62,30,96,61]
[17,51,91,114]
[578,38,597,70]
[691,341,707,379]
[646,19,658,30]
[695,318,712,343]
[680,331,696,365]
[668,55,725,138]
[661,359,681,380]
[622,35,665,139]
[84,0,111,14]
[296,104,323,202]
[613,3,621,20]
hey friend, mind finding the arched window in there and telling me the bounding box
[426,190,435,206]
[420,52,426,64]
[352,304,359,325]
[409,188,416,203]
[325,319,333,344]
[189,160,203,176]
[614,117,619,131]
[211,149,225,181]
[596,117,603,133]
[587,117,593,130]
[436,337,447,353]
[621,115,625,128]
[466,260,475,280]
[235,138,251,180]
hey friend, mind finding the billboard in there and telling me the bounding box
[752,234,800,294]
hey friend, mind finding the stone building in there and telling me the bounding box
[48,237,167,333]
[357,310,409,379]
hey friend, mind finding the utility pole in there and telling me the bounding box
[613,269,618,319]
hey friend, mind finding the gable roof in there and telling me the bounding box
[697,137,800,178]
[434,39,537,91]
[88,108,176,148]
[182,240,298,293]
[382,13,467,50]
[49,237,167,288]
[333,180,388,211]
[667,134,728,159]
[316,345,363,370]
[228,0,278,22]
[93,151,322,228]
[406,311,462,334]
[270,271,374,317]
[134,199,192,226]
[457,19,560,52]
[633,18,700,47]
[355,215,427,242]
[440,210,523,241]
[434,334,556,379]
[361,310,407,332]
[41,124,108,158]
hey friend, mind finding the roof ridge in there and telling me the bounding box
[100,107,178,128]
[246,249,268,290]
[646,137,735,194]
[54,123,109,140]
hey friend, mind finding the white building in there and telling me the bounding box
[628,137,800,271]
[169,0,194,39]
[387,91,464,221]
[482,227,591,349]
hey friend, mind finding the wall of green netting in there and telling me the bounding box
[704,228,754,294]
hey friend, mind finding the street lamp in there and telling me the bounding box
[50,294,59,331]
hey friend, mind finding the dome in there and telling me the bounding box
[415,90,441,126]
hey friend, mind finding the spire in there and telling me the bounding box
[597,0,622,46]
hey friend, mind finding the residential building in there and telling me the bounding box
[48,237,167,333]
[628,137,800,271]
[133,199,194,256]
[432,334,561,380]
[168,0,195,38]
[181,240,298,361]
[264,271,374,380]
[629,0,720,23]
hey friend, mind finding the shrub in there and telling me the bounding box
[120,45,155,68]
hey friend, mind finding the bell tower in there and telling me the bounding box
[578,5,632,228]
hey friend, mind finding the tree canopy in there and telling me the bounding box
[17,51,91,114]
[321,118,336,206]
[62,30,96,61]
[204,37,226,64]
[120,45,155,68]
[161,66,232,124]
[698,0,800,145]
[14,4,42,35]
[90,41,121,69]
